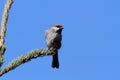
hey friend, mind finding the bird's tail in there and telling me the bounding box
[52,50,59,68]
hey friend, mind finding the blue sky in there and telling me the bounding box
[0,0,120,80]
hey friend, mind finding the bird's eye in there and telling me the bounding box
[56,25,62,28]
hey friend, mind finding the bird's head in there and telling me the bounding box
[51,24,64,34]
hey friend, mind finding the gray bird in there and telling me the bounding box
[45,24,63,68]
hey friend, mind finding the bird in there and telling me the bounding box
[45,24,63,68]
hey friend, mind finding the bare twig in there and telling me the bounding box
[0,0,13,45]
[0,0,13,67]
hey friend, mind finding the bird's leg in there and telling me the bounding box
[49,48,57,55]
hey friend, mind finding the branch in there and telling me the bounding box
[0,0,13,66]
[0,0,13,44]
[0,48,52,77]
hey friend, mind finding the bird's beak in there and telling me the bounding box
[60,27,64,29]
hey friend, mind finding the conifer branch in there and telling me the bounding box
[0,0,13,44]
[0,0,13,66]
[0,0,54,77]
[0,48,52,77]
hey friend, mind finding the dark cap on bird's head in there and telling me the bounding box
[53,24,64,29]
